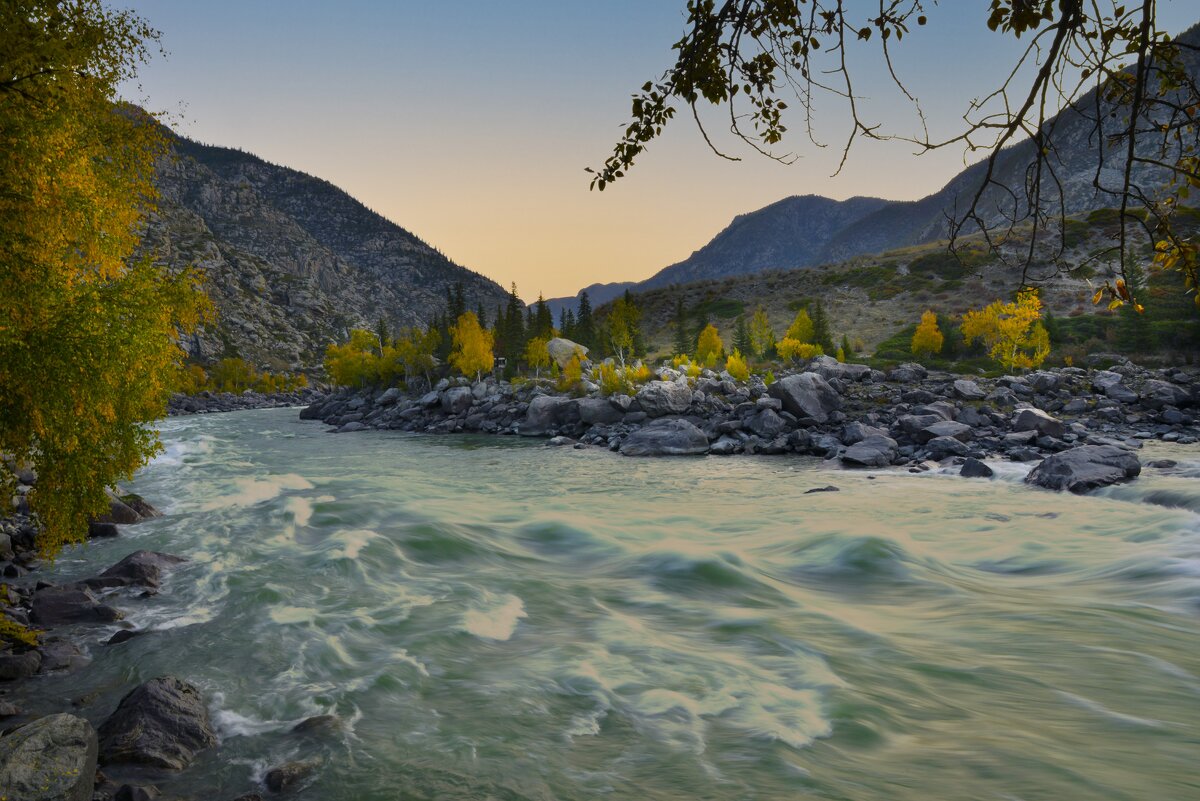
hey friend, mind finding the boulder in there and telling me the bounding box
[440,386,473,415]
[841,422,887,445]
[708,435,741,455]
[118,495,161,519]
[87,551,186,590]
[952,379,987,401]
[744,408,786,438]
[520,395,573,436]
[99,494,142,525]
[0,650,41,680]
[1025,445,1141,493]
[925,436,969,459]
[1140,379,1189,409]
[98,677,217,770]
[1091,370,1124,391]
[31,585,123,626]
[38,639,88,673]
[806,355,871,383]
[960,458,995,479]
[767,373,841,423]
[635,381,693,417]
[265,761,318,793]
[917,420,973,444]
[897,414,943,438]
[88,521,120,539]
[0,713,98,801]
[419,391,441,409]
[887,363,927,383]
[1104,382,1138,403]
[292,715,340,735]
[114,786,160,801]
[1012,408,1066,438]
[546,338,589,368]
[841,435,898,468]
[620,419,709,457]
[575,397,624,425]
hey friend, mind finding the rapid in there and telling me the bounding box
[15,407,1200,800]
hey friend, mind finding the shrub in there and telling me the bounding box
[725,349,750,382]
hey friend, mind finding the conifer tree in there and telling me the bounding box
[732,316,752,356]
[502,283,525,375]
[673,296,691,356]
[533,294,554,340]
[575,291,595,349]
[811,300,835,352]
[785,308,814,343]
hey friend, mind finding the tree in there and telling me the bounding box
[0,1,210,556]
[785,309,814,344]
[524,336,551,378]
[605,294,641,367]
[575,290,596,349]
[588,2,1200,311]
[911,310,945,359]
[673,296,692,357]
[748,305,775,360]
[961,289,1051,371]
[777,339,824,362]
[725,349,750,382]
[500,283,525,375]
[324,329,381,387]
[374,317,389,357]
[810,300,835,353]
[695,323,724,367]
[732,315,752,356]
[532,294,554,340]
[450,311,494,381]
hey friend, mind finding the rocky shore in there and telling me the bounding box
[1,478,326,800]
[167,387,326,416]
[301,355,1199,492]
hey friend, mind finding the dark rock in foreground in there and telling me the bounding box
[0,713,98,801]
[620,419,709,456]
[265,760,318,792]
[31,585,123,626]
[98,676,217,770]
[87,551,187,590]
[1025,445,1142,493]
[767,373,841,423]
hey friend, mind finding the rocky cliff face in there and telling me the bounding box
[141,132,508,370]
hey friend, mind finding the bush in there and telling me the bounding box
[725,349,750,382]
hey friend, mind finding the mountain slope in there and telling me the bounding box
[142,131,508,369]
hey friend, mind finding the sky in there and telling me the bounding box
[118,1,1199,300]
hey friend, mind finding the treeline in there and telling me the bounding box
[175,359,309,395]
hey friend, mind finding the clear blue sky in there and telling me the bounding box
[119,1,1200,299]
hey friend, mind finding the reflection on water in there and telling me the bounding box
[19,409,1200,800]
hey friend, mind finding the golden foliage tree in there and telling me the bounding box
[725,349,750,382]
[558,353,583,393]
[961,290,1051,371]
[776,338,824,362]
[910,310,945,359]
[604,295,641,368]
[785,309,815,343]
[449,311,494,381]
[524,336,551,378]
[0,1,209,556]
[695,323,723,367]
[748,306,775,360]
[324,329,381,387]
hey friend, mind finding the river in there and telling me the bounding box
[16,408,1200,800]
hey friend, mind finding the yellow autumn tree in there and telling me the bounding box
[695,323,724,367]
[0,2,210,556]
[324,329,381,387]
[910,310,945,359]
[776,338,823,362]
[449,311,494,381]
[748,306,775,360]
[960,290,1051,371]
[785,308,815,343]
[524,336,551,377]
[725,349,750,382]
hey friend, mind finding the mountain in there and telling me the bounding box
[141,130,508,370]
[543,281,635,321]
[563,19,1200,304]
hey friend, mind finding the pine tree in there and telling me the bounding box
[475,302,488,331]
[534,294,554,340]
[733,315,752,356]
[785,308,814,343]
[502,283,525,376]
[575,291,595,349]
[810,300,835,352]
[623,290,646,356]
[374,317,390,356]
[673,296,692,356]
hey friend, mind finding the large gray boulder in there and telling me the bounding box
[620,419,709,456]
[576,397,624,425]
[952,379,986,401]
[887,363,927,383]
[841,435,898,468]
[635,381,693,417]
[916,420,972,444]
[546,338,588,368]
[0,650,41,680]
[85,551,186,591]
[98,677,217,770]
[520,395,573,436]
[745,408,787,438]
[1012,408,1066,438]
[1140,379,1189,409]
[0,713,98,801]
[440,386,473,415]
[31,585,122,626]
[1025,445,1142,493]
[806,355,871,383]
[767,373,841,423]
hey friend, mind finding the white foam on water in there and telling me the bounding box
[270,605,319,625]
[285,496,314,526]
[327,528,379,560]
[1055,690,1172,729]
[387,646,431,677]
[462,593,527,641]
[201,474,314,511]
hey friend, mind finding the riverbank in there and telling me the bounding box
[168,386,326,416]
[300,356,1198,490]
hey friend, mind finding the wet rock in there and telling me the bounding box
[37,638,89,673]
[229,795,264,801]
[960,458,995,478]
[88,522,120,539]
[708,435,740,456]
[635,381,693,417]
[767,373,841,423]
[31,585,123,626]
[0,650,41,680]
[520,395,573,436]
[114,785,160,801]
[292,715,340,735]
[805,485,840,493]
[98,676,217,770]
[265,760,318,793]
[1146,459,1177,469]
[89,551,186,590]
[575,397,623,425]
[841,435,898,468]
[619,419,709,457]
[0,701,21,719]
[99,495,142,525]
[106,630,145,646]
[925,436,970,459]
[334,421,366,433]
[1025,445,1141,493]
[0,713,97,801]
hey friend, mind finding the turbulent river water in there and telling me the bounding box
[16,408,1200,800]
